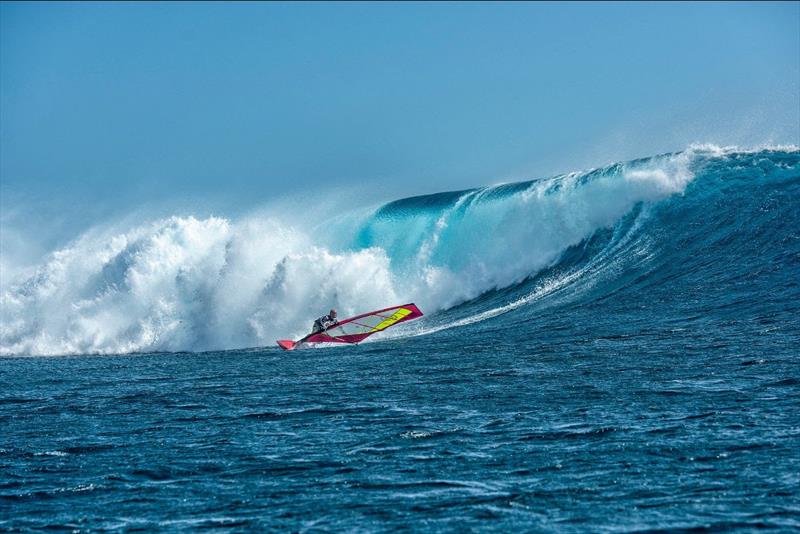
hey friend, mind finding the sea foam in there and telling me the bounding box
[0,148,718,355]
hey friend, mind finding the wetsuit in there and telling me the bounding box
[311,314,338,334]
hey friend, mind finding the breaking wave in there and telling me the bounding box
[2,145,798,355]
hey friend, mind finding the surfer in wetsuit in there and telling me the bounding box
[311,309,338,335]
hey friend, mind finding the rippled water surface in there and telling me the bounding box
[2,335,799,531]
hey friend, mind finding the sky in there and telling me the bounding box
[1,1,799,267]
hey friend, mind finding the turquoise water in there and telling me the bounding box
[2,147,799,530]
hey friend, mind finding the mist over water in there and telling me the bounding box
[1,145,798,356]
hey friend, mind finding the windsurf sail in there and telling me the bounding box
[277,303,424,350]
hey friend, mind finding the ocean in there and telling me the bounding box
[2,146,799,530]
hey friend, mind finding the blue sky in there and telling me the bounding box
[1,2,799,260]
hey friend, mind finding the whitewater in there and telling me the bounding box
[7,144,789,356]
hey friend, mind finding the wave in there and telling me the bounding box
[2,145,798,355]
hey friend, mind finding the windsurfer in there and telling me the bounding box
[311,309,338,334]
[276,304,423,350]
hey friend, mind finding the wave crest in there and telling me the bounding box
[5,146,795,355]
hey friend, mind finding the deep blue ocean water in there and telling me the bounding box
[2,148,799,530]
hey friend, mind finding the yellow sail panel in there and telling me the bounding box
[371,307,412,332]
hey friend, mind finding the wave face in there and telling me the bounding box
[2,146,799,355]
